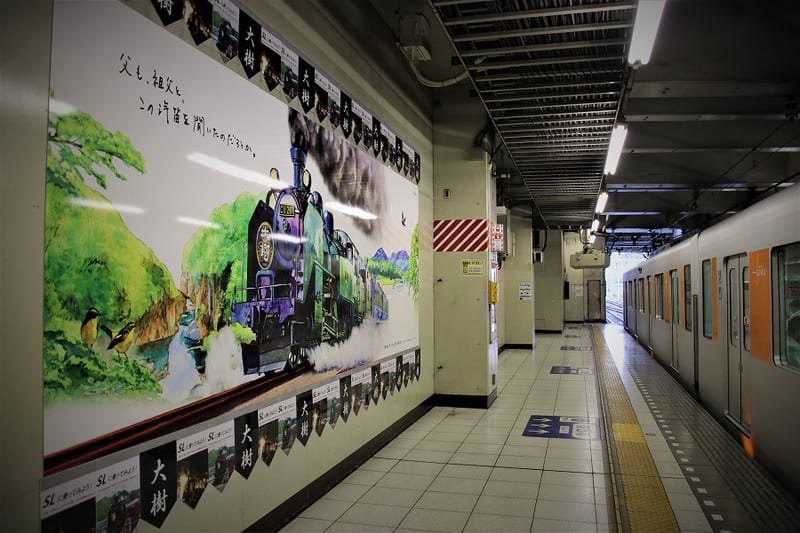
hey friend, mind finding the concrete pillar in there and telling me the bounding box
[431,86,497,407]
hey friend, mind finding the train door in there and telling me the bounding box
[726,253,751,431]
[670,269,680,370]
[647,275,653,347]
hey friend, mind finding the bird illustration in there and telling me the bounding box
[401,211,407,226]
[80,308,101,348]
[101,322,136,357]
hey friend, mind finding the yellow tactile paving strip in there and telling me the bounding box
[592,327,680,533]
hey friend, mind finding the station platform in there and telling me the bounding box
[279,325,800,532]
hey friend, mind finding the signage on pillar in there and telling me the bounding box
[339,375,352,422]
[139,441,177,528]
[491,224,504,252]
[234,411,258,479]
[150,0,182,26]
[298,57,315,114]
[238,11,261,78]
[371,364,381,405]
[340,92,353,138]
[296,390,313,446]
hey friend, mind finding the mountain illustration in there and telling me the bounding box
[389,250,410,272]
[372,247,389,261]
[371,248,409,273]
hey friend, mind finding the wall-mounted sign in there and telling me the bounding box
[462,260,485,276]
[519,282,532,300]
[491,224,504,252]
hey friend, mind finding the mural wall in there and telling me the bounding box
[41,1,422,527]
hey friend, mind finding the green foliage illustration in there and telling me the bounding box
[44,100,174,399]
[405,224,419,300]
[44,331,161,400]
[366,259,402,281]
[182,191,260,324]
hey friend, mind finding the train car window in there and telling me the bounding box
[637,278,644,313]
[655,274,664,320]
[684,265,692,331]
[729,267,739,346]
[703,259,712,339]
[773,242,800,370]
[742,266,751,351]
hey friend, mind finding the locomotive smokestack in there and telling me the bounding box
[290,147,307,189]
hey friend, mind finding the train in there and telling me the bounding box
[622,183,800,496]
[231,147,388,375]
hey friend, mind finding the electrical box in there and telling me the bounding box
[533,250,543,263]
[570,251,609,269]
[488,281,499,304]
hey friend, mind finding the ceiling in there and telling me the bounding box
[370,0,800,254]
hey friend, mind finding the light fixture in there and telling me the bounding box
[176,216,220,229]
[594,191,609,214]
[604,124,628,175]
[589,234,597,244]
[628,0,667,67]
[68,197,145,215]
[187,152,287,189]
[590,219,600,233]
[326,201,377,220]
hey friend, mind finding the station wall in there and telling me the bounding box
[1,1,435,530]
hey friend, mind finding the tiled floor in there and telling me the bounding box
[279,326,716,532]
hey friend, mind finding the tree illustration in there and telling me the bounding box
[405,224,419,300]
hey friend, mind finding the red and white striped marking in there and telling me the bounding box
[433,219,490,252]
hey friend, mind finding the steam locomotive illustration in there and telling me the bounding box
[231,147,388,375]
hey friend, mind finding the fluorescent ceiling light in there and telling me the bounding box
[176,216,220,229]
[187,152,286,189]
[595,191,609,213]
[604,124,628,175]
[590,219,600,232]
[69,197,145,214]
[628,0,666,66]
[326,201,378,220]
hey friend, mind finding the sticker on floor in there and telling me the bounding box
[523,415,600,440]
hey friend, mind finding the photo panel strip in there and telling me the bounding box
[258,397,292,466]
[314,70,331,124]
[95,457,140,533]
[403,351,415,387]
[260,27,283,92]
[185,0,213,46]
[380,359,395,400]
[279,37,299,102]
[176,430,210,509]
[206,420,235,493]
[41,471,97,533]
[211,0,239,64]
[351,367,372,415]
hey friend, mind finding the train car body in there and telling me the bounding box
[622,184,800,496]
[231,147,388,375]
